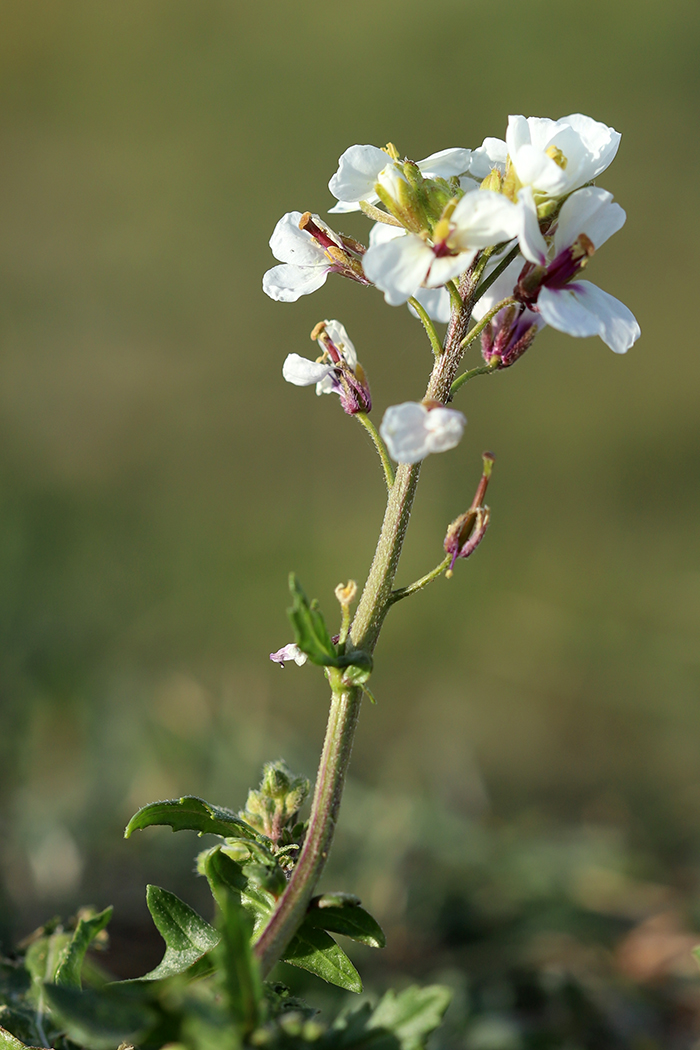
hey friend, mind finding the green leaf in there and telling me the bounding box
[282,927,361,993]
[124,795,258,841]
[215,890,262,1034]
[367,986,452,1050]
[287,574,339,667]
[43,984,155,1050]
[0,1025,36,1050]
[55,907,113,990]
[304,901,386,948]
[201,847,275,937]
[138,885,220,980]
[24,932,72,1004]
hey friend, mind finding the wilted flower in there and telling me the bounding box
[380,401,466,464]
[263,211,368,302]
[269,643,307,668]
[444,452,494,576]
[282,320,371,415]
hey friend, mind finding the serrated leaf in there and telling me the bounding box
[287,574,339,667]
[137,886,220,981]
[124,795,258,841]
[282,927,361,993]
[303,903,386,948]
[215,890,262,1034]
[368,986,452,1050]
[43,984,155,1050]
[55,907,113,990]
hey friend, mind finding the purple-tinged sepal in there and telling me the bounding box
[481,302,543,368]
[444,453,494,577]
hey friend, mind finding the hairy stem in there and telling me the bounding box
[355,412,395,491]
[253,290,475,976]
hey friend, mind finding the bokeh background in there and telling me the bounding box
[1,0,699,1044]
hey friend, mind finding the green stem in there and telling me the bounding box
[471,244,521,307]
[389,554,450,604]
[408,297,443,358]
[460,297,516,351]
[450,362,499,395]
[355,412,395,491]
[253,284,475,978]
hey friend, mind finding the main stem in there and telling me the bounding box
[253,275,476,976]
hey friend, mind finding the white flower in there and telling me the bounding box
[380,402,466,464]
[534,187,640,354]
[363,189,521,306]
[462,137,508,182]
[269,643,307,668]
[368,223,451,321]
[263,212,350,302]
[282,320,357,395]
[505,113,621,198]
[329,145,472,213]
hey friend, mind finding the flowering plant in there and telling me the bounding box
[0,113,639,1050]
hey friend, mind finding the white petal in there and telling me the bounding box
[559,113,621,180]
[377,163,408,199]
[409,286,451,323]
[380,402,466,464]
[328,194,379,214]
[423,407,467,454]
[270,643,307,667]
[380,402,431,464]
[511,143,570,196]
[418,148,472,179]
[567,281,640,353]
[282,353,334,386]
[263,263,329,303]
[515,186,547,265]
[269,212,327,266]
[369,222,405,247]
[469,138,508,179]
[451,190,520,249]
[363,235,433,306]
[329,144,390,204]
[324,319,357,370]
[426,250,476,287]
[553,186,626,254]
[537,286,602,338]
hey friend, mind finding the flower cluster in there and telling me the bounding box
[264,113,640,469]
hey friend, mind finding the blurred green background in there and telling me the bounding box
[1,0,700,1042]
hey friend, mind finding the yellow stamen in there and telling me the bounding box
[545,145,568,169]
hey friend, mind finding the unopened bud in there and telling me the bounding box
[443,454,494,576]
[335,580,358,607]
[480,168,503,193]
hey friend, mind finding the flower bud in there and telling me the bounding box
[240,759,310,846]
[444,452,494,576]
[481,303,542,369]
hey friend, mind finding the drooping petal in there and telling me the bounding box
[263,263,329,302]
[417,148,472,179]
[450,190,520,249]
[269,643,307,667]
[424,407,467,454]
[269,212,328,266]
[282,353,334,386]
[537,281,640,352]
[363,235,434,306]
[553,187,626,255]
[328,144,390,207]
[380,402,466,464]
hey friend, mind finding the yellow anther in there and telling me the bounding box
[545,145,568,169]
[383,142,400,160]
[310,321,327,341]
[432,217,451,243]
[324,245,347,263]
